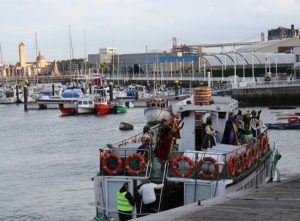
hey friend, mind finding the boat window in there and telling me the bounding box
[151,103,156,108]
[79,101,82,105]
[218,112,227,119]
[89,101,93,104]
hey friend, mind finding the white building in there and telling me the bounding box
[88,47,118,67]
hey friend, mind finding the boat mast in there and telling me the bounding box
[35,32,39,84]
[84,30,87,76]
[69,25,74,76]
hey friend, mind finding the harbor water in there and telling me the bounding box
[0,104,299,221]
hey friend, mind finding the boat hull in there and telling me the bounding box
[144,108,171,124]
[95,103,110,116]
[266,123,300,129]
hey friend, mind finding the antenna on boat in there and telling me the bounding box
[69,25,74,75]
[84,30,87,76]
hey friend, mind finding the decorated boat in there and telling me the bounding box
[92,87,278,221]
[144,98,172,125]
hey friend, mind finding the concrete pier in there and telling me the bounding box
[133,174,300,221]
[231,85,300,106]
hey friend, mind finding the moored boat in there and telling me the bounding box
[144,98,171,125]
[92,87,278,221]
[110,101,127,114]
[266,116,300,129]
[77,97,95,114]
[94,96,110,116]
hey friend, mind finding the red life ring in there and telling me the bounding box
[227,156,237,177]
[236,152,246,174]
[131,138,137,143]
[125,153,146,175]
[197,157,219,180]
[102,152,123,175]
[172,156,195,178]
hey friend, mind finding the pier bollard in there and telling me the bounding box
[24,84,28,112]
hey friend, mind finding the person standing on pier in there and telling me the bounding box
[117,182,135,221]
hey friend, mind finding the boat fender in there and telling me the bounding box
[227,156,237,177]
[172,156,195,178]
[197,157,219,180]
[102,152,123,175]
[125,153,146,176]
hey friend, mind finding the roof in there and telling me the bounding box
[236,38,300,53]
[202,52,294,67]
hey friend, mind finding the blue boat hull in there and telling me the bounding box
[265,123,300,130]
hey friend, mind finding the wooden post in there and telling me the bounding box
[108,81,113,101]
[52,84,55,96]
[16,84,20,104]
[24,84,28,111]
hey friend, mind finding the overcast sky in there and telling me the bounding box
[0,0,299,64]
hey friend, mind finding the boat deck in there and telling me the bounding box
[133,175,300,221]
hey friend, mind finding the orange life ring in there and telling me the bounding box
[236,152,246,174]
[197,157,219,180]
[227,156,237,177]
[125,153,146,175]
[102,152,123,175]
[172,156,195,178]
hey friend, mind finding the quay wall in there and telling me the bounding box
[231,85,300,106]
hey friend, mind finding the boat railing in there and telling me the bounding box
[166,131,271,181]
[99,147,152,178]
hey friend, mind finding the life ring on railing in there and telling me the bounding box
[245,148,253,169]
[197,157,219,180]
[227,156,237,177]
[236,152,246,174]
[172,156,195,178]
[125,153,146,176]
[131,138,137,143]
[102,152,123,175]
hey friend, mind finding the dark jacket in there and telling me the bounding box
[119,186,135,206]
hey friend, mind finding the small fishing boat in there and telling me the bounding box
[110,101,127,114]
[77,97,95,114]
[94,96,110,116]
[266,116,300,130]
[119,122,134,130]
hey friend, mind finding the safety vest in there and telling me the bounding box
[117,192,133,212]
